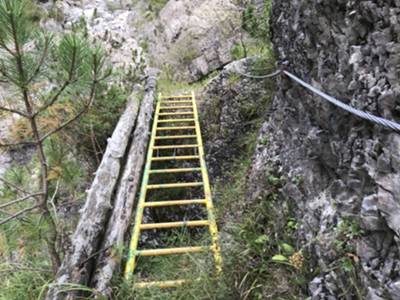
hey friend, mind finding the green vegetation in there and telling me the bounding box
[231,0,274,67]
[168,34,201,69]
[209,156,310,299]
[158,64,218,95]
[148,0,169,16]
[24,0,46,23]
[114,230,224,299]
[0,1,130,298]
[113,104,310,299]
[331,219,364,299]
[242,2,272,41]
[230,42,246,60]
[47,4,64,23]
[72,83,129,164]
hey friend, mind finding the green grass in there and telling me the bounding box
[112,128,309,299]
[0,139,89,299]
[0,209,54,300]
[158,65,219,95]
[114,229,229,300]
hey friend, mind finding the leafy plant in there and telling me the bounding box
[242,2,272,40]
[330,219,365,298]
[230,42,246,60]
[336,219,363,240]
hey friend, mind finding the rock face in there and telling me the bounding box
[41,0,141,73]
[137,0,244,81]
[201,58,274,178]
[245,1,400,299]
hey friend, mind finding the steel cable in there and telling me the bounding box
[235,65,400,132]
[283,71,400,132]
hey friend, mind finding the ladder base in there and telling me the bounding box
[136,246,209,257]
[143,199,206,207]
[134,279,190,289]
[140,220,209,230]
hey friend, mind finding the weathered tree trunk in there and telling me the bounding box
[91,77,157,296]
[45,91,141,300]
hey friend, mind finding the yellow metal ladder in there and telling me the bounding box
[124,92,222,289]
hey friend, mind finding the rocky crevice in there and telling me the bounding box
[201,58,275,178]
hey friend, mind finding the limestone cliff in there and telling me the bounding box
[248,1,400,299]
[202,1,400,299]
[135,0,244,81]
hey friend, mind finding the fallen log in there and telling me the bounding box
[45,88,143,300]
[91,76,157,296]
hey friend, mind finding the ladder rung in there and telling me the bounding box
[157,119,195,123]
[136,246,208,256]
[158,112,194,116]
[160,101,192,104]
[156,126,196,131]
[161,95,192,99]
[134,279,189,289]
[147,182,203,189]
[149,168,201,174]
[140,220,209,230]
[160,106,193,110]
[155,135,196,140]
[152,144,199,150]
[151,155,200,161]
[143,199,206,207]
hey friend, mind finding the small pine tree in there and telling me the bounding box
[0,0,110,273]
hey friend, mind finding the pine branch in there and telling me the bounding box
[26,34,52,85]
[0,192,42,209]
[40,83,97,142]
[67,36,78,81]
[0,177,35,196]
[0,104,27,117]
[33,80,70,117]
[48,179,60,224]
[34,34,91,117]
[0,38,16,57]
[0,62,22,87]
[0,208,31,224]
[0,208,12,216]
[0,204,40,226]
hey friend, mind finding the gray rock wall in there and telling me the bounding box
[137,0,245,82]
[246,1,400,299]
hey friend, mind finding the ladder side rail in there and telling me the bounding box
[191,91,223,273]
[124,93,162,278]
